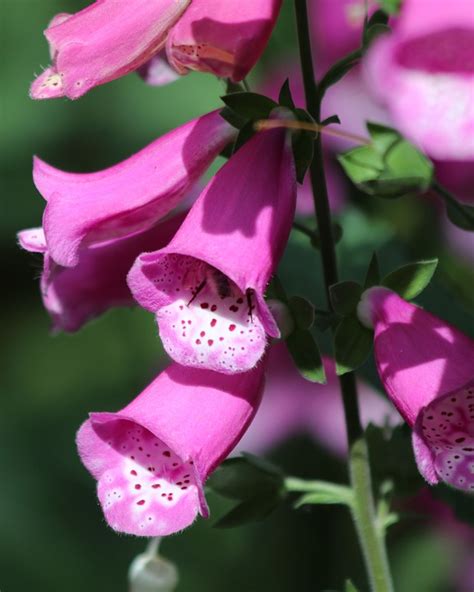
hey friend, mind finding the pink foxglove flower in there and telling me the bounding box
[358,287,474,492]
[18,213,185,333]
[77,362,265,536]
[33,111,234,267]
[366,0,474,160]
[128,127,296,374]
[166,0,282,82]
[30,0,190,100]
[237,344,400,457]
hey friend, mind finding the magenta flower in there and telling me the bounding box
[18,213,185,333]
[30,0,190,99]
[166,0,282,82]
[358,287,474,492]
[366,0,474,160]
[237,344,400,457]
[33,111,234,267]
[128,127,296,374]
[77,362,265,536]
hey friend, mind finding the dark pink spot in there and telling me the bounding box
[200,331,206,337]
[211,304,217,312]
[152,484,161,489]
[208,339,214,346]
[237,298,243,304]
[200,303,209,309]
[210,319,217,327]
[135,484,142,490]
[136,500,145,506]
[196,339,201,345]
[130,470,137,476]
[229,324,236,332]
[230,305,239,312]
[163,451,171,457]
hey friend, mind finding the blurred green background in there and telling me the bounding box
[2,2,473,591]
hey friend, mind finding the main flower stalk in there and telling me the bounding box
[294,1,394,590]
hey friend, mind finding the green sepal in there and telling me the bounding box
[338,123,434,198]
[363,10,390,47]
[381,258,438,300]
[329,281,363,316]
[376,0,402,14]
[278,79,295,110]
[221,92,277,121]
[445,200,474,231]
[334,314,373,375]
[294,484,353,508]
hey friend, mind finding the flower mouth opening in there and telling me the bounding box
[89,415,201,536]
[151,254,267,373]
[419,380,474,492]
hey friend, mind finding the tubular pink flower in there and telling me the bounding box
[17,213,185,333]
[128,127,296,374]
[77,362,265,536]
[30,0,190,100]
[237,344,400,457]
[365,0,474,160]
[33,111,235,267]
[358,287,474,492]
[166,0,282,82]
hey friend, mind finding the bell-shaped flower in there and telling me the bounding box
[77,362,265,536]
[33,111,235,267]
[18,213,185,333]
[366,0,474,160]
[358,287,474,492]
[128,126,296,374]
[166,0,282,82]
[30,0,190,100]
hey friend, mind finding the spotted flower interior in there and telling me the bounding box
[91,417,201,536]
[420,381,474,492]
[153,254,267,373]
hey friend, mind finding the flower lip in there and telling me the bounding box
[81,412,205,536]
[415,379,474,492]
[135,252,269,374]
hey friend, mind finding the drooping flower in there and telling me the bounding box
[366,0,474,160]
[18,213,185,333]
[358,287,474,492]
[30,0,191,100]
[165,0,282,82]
[236,344,400,457]
[77,362,265,536]
[128,126,296,374]
[33,111,235,267]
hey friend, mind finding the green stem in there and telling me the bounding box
[292,220,316,240]
[285,477,352,496]
[294,1,394,590]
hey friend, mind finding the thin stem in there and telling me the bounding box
[254,118,370,145]
[432,179,474,227]
[292,220,316,239]
[285,477,353,498]
[294,1,394,590]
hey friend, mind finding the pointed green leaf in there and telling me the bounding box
[278,79,295,109]
[288,295,315,329]
[334,314,373,375]
[364,252,381,289]
[286,329,326,383]
[329,281,363,316]
[381,259,438,300]
[445,200,474,231]
[221,92,277,120]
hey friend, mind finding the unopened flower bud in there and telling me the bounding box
[129,551,178,592]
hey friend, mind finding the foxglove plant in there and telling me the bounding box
[358,287,474,492]
[77,362,265,536]
[128,125,296,374]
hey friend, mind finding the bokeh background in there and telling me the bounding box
[2,1,474,591]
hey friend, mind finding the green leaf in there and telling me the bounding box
[207,456,283,501]
[381,259,438,300]
[221,92,277,120]
[314,310,340,333]
[214,493,281,528]
[329,281,363,316]
[286,329,326,383]
[319,50,362,96]
[345,580,359,592]
[278,79,295,110]
[233,120,256,153]
[288,295,315,329]
[292,128,314,183]
[445,200,474,231]
[334,314,373,375]
[220,105,247,130]
[294,484,353,508]
[364,252,381,289]
[338,123,434,198]
[376,0,402,14]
